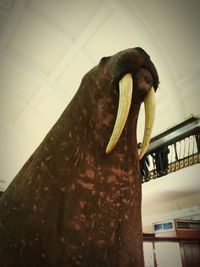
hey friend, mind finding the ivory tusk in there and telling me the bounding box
[106,73,133,153]
[139,87,156,159]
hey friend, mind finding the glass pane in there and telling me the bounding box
[163,222,173,230]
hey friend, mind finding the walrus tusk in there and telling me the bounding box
[106,74,155,157]
[106,73,133,153]
[138,87,155,159]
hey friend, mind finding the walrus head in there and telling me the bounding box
[80,47,159,159]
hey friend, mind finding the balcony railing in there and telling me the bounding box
[140,117,200,183]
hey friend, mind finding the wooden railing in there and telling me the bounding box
[140,117,200,183]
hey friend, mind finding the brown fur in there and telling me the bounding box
[0,47,158,267]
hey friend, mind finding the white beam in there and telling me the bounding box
[0,0,27,51]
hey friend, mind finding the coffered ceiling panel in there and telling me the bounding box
[0,92,24,123]
[0,55,40,104]
[85,10,141,61]
[36,89,67,125]
[28,0,105,40]
[56,53,93,102]
[128,0,200,80]
[19,111,50,146]
[7,12,70,74]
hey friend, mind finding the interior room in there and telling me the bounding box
[0,0,199,266]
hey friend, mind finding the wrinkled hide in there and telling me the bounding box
[0,47,159,267]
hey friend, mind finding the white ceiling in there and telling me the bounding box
[0,0,200,228]
[142,164,200,226]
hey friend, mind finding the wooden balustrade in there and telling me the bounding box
[140,117,200,183]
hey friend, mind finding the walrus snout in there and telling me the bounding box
[106,48,159,91]
[105,48,157,157]
[137,69,153,89]
[132,68,154,103]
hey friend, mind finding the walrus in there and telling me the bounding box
[0,47,159,267]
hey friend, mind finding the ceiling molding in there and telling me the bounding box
[176,68,200,98]
[49,2,113,79]
[0,118,33,147]
[22,7,74,47]
[0,0,26,50]
[0,89,52,129]
[0,50,67,106]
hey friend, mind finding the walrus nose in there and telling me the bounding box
[136,68,154,95]
[106,73,155,159]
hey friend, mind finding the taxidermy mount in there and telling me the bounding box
[0,47,159,267]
